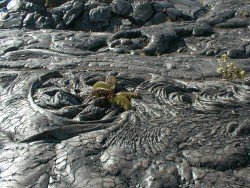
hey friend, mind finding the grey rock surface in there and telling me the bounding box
[130,1,153,25]
[89,5,111,30]
[110,0,132,16]
[0,0,249,187]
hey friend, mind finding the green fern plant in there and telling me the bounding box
[108,95,132,111]
[45,0,49,7]
[217,54,246,81]
[91,76,141,111]
[92,81,110,90]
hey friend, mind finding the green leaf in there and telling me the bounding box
[108,95,132,111]
[92,81,110,89]
[116,92,141,99]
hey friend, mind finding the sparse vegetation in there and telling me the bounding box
[217,53,246,81]
[91,76,141,111]
[45,0,49,7]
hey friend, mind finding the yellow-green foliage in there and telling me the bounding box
[217,54,246,81]
[45,0,49,7]
[108,95,132,111]
[91,76,141,111]
[92,81,110,89]
[116,92,141,100]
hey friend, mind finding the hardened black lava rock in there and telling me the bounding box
[110,0,132,16]
[0,0,209,31]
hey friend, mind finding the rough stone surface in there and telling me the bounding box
[0,0,249,188]
[89,6,111,30]
[110,0,132,16]
[6,0,25,12]
[130,1,153,25]
[62,1,84,27]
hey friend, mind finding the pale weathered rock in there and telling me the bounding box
[7,0,25,12]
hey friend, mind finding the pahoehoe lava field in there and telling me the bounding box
[0,0,249,187]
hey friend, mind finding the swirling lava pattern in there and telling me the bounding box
[26,71,250,156]
[0,0,250,185]
[0,67,249,188]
